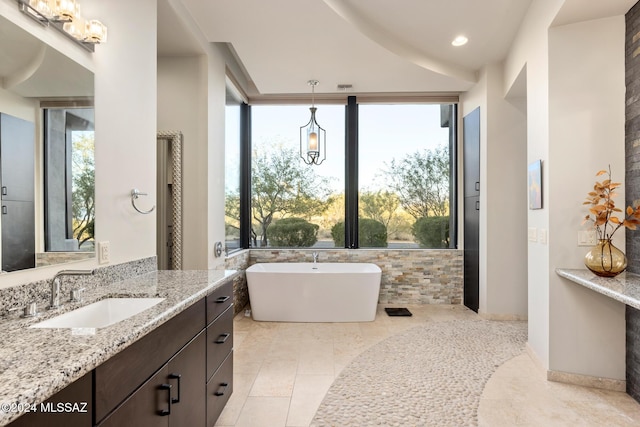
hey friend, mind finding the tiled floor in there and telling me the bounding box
[215,304,640,427]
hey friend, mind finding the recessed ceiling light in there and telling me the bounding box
[451,35,468,47]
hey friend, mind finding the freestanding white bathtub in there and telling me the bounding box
[246,262,382,322]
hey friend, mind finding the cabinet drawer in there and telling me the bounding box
[95,298,206,423]
[206,280,233,325]
[207,305,233,380]
[206,351,233,427]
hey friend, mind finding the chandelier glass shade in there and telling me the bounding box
[299,80,326,165]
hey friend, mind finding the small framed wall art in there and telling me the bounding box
[528,159,543,210]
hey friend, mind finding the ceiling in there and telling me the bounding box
[159,0,637,97]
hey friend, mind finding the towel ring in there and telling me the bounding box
[131,189,156,214]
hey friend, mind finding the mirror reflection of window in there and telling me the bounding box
[43,107,95,253]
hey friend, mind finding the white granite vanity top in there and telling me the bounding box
[0,269,238,426]
[556,268,640,310]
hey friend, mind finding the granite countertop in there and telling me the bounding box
[556,268,640,309]
[0,269,238,426]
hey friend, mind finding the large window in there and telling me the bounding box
[242,99,457,250]
[224,84,242,252]
[251,105,345,248]
[43,107,95,252]
[358,104,455,248]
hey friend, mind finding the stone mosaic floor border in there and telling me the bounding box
[311,319,527,426]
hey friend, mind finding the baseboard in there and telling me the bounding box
[547,369,626,392]
[478,310,528,321]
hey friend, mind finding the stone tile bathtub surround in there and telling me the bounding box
[0,269,238,426]
[248,249,463,305]
[225,250,250,314]
[0,256,157,316]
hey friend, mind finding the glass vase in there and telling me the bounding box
[584,239,627,277]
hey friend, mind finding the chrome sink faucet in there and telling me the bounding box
[49,269,95,310]
[312,252,319,263]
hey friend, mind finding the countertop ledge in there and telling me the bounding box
[556,268,640,310]
[0,269,238,426]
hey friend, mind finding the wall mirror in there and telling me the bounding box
[0,14,95,273]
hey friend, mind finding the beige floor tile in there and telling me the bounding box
[249,358,298,397]
[286,375,334,427]
[215,373,257,426]
[233,397,290,427]
[297,343,334,375]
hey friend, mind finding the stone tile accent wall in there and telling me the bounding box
[248,249,463,305]
[626,1,640,404]
[224,250,250,314]
[0,256,157,316]
[628,306,640,401]
[627,1,640,276]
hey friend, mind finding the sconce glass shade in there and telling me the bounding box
[29,0,53,18]
[300,107,326,165]
[85,19,107,43]
[63,14,85,40]
[53,0,76,21]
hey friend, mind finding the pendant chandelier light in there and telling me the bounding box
[299,80,326,165]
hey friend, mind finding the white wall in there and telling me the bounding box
[157,3,232,271]
[460,63,528,320]
[547,16,626,380]
[89,0,158,266]
[157,56,209,269]
[503,0,627,379]
[484,63,528,319]
[504,0,564,368]
[205,46,227,270]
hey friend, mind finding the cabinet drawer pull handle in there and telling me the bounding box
[169,373,181,404]
[215,296,230,303]
[475,181,480,191]
[475,200,480,210]
[1,186,6,196]
[214,333,230,344]
[1,206,6,215]
[214,382,229,396]
[158,383,172,416]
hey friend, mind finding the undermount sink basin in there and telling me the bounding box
[31,298,165,329]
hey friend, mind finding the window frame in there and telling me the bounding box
[239,96,458,250]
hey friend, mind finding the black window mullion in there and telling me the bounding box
[239,102,252,249]
[345,96,358,248]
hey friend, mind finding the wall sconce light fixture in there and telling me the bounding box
[299,80,326,166]
[17,0,107,52]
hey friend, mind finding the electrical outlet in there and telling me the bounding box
[98,241,110,264]
[538,228,547,244]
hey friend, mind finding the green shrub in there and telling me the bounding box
[269,217,319,247]
[412,216,450,248]
[331,218,388,248]
[331,222,345,247]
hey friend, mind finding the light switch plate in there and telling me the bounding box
[578,230,597,246]
[528,227,537,242]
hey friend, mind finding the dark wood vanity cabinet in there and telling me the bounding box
[98,331,206,427]
[8,281,235,427]
[96,283,234,427]
[8,372,92,427]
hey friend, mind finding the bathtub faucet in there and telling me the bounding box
[312,252,319,263]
